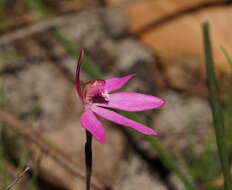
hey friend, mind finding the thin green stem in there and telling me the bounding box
[202,22,232,190]
[85,131,92,190]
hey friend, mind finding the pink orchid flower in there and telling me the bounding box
[76,49,165,143]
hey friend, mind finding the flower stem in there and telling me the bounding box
[85,131,92,190]
[202,21,232,190]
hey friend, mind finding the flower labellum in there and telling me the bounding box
[76,49,165,143]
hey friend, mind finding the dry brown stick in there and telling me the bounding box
[0,160,29,189]
[2,159,29,186]
[0,12,80,46]
[0,109,103,190]
[6,166,30,190]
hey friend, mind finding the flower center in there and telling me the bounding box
[82,79,109,105]
[92,95,108,104]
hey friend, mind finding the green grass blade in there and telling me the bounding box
[221,47,232,69]
[53,29,103,79]
[25,0,51,18]
[221,46,232,160]
[121,111,195,190]
[146,136,195,189]
[202,22,232,190]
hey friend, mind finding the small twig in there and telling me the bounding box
[85,131,93,190]
[0,109,103,190]
[6,166,30,190]
[0,12,80,46]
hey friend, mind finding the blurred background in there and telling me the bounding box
[0,0,232,190]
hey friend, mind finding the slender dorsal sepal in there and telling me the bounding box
[76,49,85,102]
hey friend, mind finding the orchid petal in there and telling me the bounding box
[80,109,105,143]
[76,49,85,102]
[92,106,158,136]
[96,92,165,111]
[104,74,136,92]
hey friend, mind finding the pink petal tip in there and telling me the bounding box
[104,73,136,92]
[92,106,158,136]
[80,109,106,144]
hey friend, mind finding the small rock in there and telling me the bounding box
[154,90,213,154]
[116,39,154,70]
[114,155,167,190]
[102,7,128,38]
